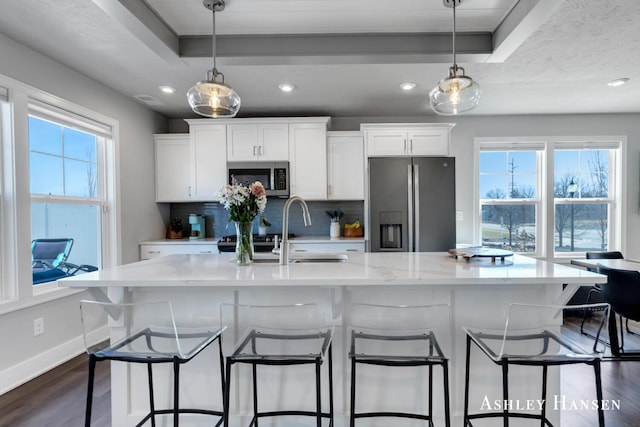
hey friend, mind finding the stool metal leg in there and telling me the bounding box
[223,360,232,427]
[316,359,322,427]
[173,359,180,427]
[349,353,356,427]
[147,362,156,427]
[328,343,334,426]
[594,361,605,427]
[443,360,451,427]
[463,335,471,426]
[428,364,433,425]
[501,363,509,427]
[85,355,96,427]
[252,364,258,427]
[541,365,548,427]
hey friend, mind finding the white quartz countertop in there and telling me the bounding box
[59,252,604,288]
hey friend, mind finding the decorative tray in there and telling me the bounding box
[448,247,514,263]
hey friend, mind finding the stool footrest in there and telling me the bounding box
[465,411,553,426]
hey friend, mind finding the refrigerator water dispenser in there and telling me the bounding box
[379,211,402,250]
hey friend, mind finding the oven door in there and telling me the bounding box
[227,162,289,197]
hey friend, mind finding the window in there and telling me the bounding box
[0,86,8,298]
[476,138,623,259]
[478,142,543,255]
[554,147,617,254]
[28,102,111,286]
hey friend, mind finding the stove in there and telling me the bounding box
[217,234,294,253]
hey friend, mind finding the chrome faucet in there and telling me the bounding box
[278,196,312,264]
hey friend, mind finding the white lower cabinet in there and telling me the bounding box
[140,242,218,260]
[288,240,365,254]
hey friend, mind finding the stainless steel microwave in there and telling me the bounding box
[227,161,290,197]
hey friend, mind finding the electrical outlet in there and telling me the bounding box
[34,318,44,336]
[456,210,464,221]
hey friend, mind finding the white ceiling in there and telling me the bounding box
[0,0,638,119]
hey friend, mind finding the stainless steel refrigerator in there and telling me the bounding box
[369,157,456,252]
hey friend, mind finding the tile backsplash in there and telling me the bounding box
[170,199,364,239]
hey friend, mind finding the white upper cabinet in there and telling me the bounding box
[155,134,191,202]
[227,123,289,161]
[361,123,455,157]
[155,123,227,202]
[289,119,331,200]
[190,124,227,201]
[327,131,364,200]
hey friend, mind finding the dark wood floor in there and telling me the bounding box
[2,323,640,427]
[0,354,110,427]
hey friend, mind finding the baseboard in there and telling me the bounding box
[0,327,108,395]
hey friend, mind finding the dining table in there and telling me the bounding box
[570,258,640,357]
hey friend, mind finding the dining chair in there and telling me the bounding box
[596,264,640,356]
[580,251,625,338]
[220,302,334,427]
[79,300,225,427]
[463,303,609,427]
[348,303,450,426]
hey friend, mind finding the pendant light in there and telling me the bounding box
[187,0,241,118]
[429,0,481,115]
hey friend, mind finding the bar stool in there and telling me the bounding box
[463,303,610,427]
[79,300,225,427]
[220,302,334,427]
[348,303,451,426]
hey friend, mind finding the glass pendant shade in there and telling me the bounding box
[429,65,481,115]
[187,0,240,118]
[187,69,241,118]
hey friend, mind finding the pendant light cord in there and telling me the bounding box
[452,0,457,68]
[212,7,217,71]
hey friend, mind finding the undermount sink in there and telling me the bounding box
[252,254,348,264]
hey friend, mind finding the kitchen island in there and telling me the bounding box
[60,252,605,427]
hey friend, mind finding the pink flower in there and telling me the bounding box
[251,181,266,198]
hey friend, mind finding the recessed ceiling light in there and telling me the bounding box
[278,83,296,92]
[159,85,176,94]
[400,82,417,91]
[607,78,629,87]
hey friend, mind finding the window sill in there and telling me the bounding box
[0,286,87,316]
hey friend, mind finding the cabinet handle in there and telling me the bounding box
[259,145,264,156]
[294,249,308,252]
[148,250,161,254]
[253,146,257,156]
[188,186,192,197]
[410,138,413,153]
[404,139,407,154]
[346,249,359,252]
[199,250,213,254]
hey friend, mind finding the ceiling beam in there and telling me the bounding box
[179,32,493,66]
[489,0,568,63]
[91,0,186,66]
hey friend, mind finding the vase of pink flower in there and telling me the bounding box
[216,179,267,265]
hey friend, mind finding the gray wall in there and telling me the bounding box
[0,32,168,392]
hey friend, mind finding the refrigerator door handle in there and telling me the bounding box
[414,163,420,252]
[408,163,414,252]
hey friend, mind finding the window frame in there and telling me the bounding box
[28,105,111,292]
[0,71,119,311]
[474,136,625,261]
